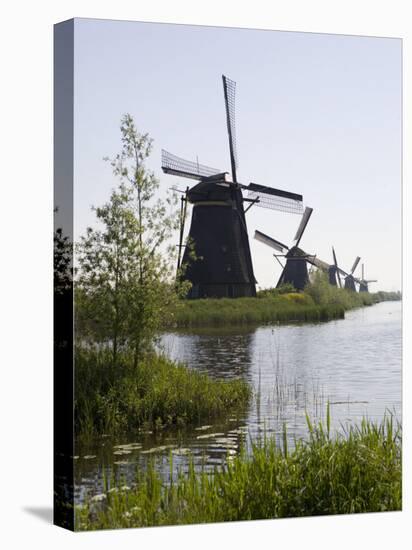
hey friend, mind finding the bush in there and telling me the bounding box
[75,347,251,436]
[305,271,376,309]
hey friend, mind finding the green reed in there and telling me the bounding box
[167,294,345,328]
[75,413,401,530]
[75,347,251,437]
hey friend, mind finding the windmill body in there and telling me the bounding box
[181,175,256,298]
[162,75,303,299]
[344,256,361,292]
[328,266,339,286]
[359,281,369,292]
[344,275,357,292]
[358,263,377,292]
[277,245,311,290]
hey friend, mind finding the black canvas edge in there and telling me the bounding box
[53,18,75,531]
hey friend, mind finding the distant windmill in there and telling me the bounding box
[358,263,377,292]
[254,207,330,290]
[162,75,304,299]
[344,256,361,291]
[328,246,343,287]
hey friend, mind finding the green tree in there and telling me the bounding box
[76,114,188,366]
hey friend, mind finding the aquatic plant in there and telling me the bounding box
[75,347,251,436]
[75,414,401,529]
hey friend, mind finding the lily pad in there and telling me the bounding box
[90,494,106,503]
[113,450,132,455]
[196,432,225,440]
[172,448,192,456]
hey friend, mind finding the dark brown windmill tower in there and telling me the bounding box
[162,75,304,299]
[254,207,331,291]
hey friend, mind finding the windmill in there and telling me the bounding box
[328,246,343,287]
[343,256,361,291]
[358,263,377,292]
[161,75,304,299]
[254,207,330,290]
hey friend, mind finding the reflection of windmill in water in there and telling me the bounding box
[254,207,330,291]
[162,75,303,299]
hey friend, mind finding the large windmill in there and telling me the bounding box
[162,75,304,299]
[254,207,330,290]
[358,263,377,292]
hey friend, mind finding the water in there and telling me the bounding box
[75,301,401,503]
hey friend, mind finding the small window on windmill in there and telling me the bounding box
[221,244,228,253]
[226,264,232,272]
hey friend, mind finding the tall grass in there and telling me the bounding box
[75,347,251,436]
[168,294,345,328]
[75,414,401,530]
[166,277,400,329]
[305,271,401,309]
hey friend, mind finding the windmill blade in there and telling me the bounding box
[350,256,361,275]
[293,207,313,246]
[254,230,289,253]
[337,267,349,278]
[276,265,287,288]
[161,149,221,180]
[222,75,238,183]
[364,279,378,283]
[332,246,342,288]
[245,183,303,214]
[307,255,331,271]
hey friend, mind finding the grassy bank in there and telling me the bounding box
[168,294,345,328]
[76,415,401,530]
[166,281,401,329]
[75,348,251,437]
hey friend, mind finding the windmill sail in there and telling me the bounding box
[246,183,303,214]
[350,256,361,274]
[294,207,313,246]
[254,230,289,253]
[222,75,238,183]
[307,255,330,271]
[162,149,221,180]
[329,246,346,288]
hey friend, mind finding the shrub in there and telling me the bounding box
[75,347,251,436]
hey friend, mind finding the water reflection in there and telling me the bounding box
[75,301,401,504]
[160,326,255,380]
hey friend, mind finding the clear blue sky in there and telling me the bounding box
[73,18,401,291]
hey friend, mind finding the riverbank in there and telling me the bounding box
[166,288,400,329]
[75,415,401,530]
[75,348,251,437]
